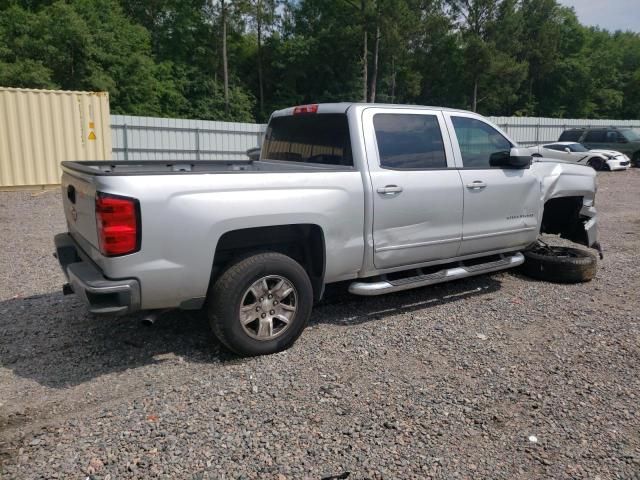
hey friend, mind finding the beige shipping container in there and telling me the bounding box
[0,87,111,189]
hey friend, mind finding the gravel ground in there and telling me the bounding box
[0,170,639,479]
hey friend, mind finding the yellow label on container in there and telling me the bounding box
[88,131,96,140]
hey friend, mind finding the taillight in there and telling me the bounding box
[293,104,318,115]
[95,193,140,257]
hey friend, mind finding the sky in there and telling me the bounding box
[558,0,640,33]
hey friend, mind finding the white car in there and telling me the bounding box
[589,148,631,171]
[529,142,630,171]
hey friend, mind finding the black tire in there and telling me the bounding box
[588,157,605,171]
[633,152,640,168]
[521,245,597,283]
[207,252,313,356]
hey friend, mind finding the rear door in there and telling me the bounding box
[362,107,463,269]
[601,130,629,152]
[444,113,540,256]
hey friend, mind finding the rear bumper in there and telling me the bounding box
[54,233,140,315]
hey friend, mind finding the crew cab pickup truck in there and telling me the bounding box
[55,103,600,356]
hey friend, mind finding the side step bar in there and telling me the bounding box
[349,252,524,296]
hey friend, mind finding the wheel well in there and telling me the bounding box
[211,224,326,300]
[540,196,587,245]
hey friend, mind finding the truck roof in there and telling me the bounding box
[271,102,477,117]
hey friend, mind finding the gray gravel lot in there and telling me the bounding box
[0,170,639,479]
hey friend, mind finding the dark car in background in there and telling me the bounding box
[559,127,640,167]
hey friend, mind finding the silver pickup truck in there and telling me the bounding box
[55,103,600,356]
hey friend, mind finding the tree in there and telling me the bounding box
[241,0,280,118]
[2,0,639,120]
[449,0,500,112]
[220,0,229,112]
[0,0,166,115]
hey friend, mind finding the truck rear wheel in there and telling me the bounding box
[521,245,597,283]
[207,252,313,356]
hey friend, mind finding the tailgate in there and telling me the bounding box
[61,171,100,250]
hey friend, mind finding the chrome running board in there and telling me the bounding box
[349,252,524,296]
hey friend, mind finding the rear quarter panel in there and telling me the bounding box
[93,171,365,310]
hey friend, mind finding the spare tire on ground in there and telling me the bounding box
[521,245,597,283]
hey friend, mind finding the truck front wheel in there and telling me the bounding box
[207,252,313,356]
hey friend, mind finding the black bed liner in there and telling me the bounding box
[61,160,355,176]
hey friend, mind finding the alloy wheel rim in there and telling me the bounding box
[239,275,297,341]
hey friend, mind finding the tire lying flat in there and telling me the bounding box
[522,245,597,283]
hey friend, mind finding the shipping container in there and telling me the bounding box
[0,87,111,189]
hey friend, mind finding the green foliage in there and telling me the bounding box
[1,0,639,120]
[0,1,164,114]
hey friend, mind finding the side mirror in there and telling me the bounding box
[246,147,261,161]
[489,148,531,169]
[564,147,571,153]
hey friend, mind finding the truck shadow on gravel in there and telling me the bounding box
[0,275,502,388]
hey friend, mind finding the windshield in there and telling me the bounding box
[569,143,589,152]
[262,114,353,166]
[621,129,640,141]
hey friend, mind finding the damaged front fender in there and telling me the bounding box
[531,160,602,257]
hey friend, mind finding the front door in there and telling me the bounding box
[542,144,589,165]
[444,113,540,256]
[363,107,464,270]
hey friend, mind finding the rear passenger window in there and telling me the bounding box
[585,130,606,143]
[451,116,512,168]
[373,114,447,169]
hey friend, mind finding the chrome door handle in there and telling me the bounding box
[377,185,403,195]
[466,181,487,190]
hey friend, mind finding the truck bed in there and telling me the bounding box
[61,160,354,176]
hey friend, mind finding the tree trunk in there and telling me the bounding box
[369,22,380,102]
[361,0,368,102]
[390,55,396,103]
[221,0,229,114]
[257,2,264,118]
[472,77,478,112]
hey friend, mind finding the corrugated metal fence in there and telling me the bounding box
[111,114,640,160]
[111,115,265,161]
